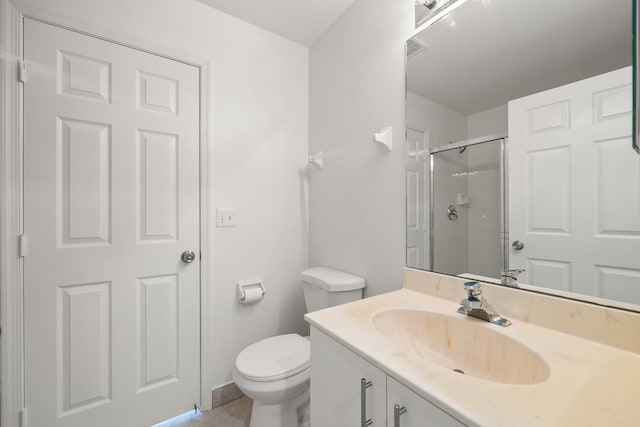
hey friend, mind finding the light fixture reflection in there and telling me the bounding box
[416,0,469,30]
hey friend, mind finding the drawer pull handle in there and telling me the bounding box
[361,378,373,427]
[394,404,407,427]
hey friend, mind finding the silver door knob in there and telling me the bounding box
[512,240,525,251]
[181,250,196,263]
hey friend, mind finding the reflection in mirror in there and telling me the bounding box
[406,0,640,311]
[636,0,639,153]
[414,0,464,28]
[430,137,506,279]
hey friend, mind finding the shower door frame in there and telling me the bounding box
[429,134,509,277]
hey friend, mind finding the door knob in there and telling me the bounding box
[181,250,196,264]
[512,240,525,251]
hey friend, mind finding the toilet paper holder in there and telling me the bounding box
[237,280,266,303]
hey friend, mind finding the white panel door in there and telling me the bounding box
[23,18,201,427]
[406,128,429,270]
[509,67,640,303]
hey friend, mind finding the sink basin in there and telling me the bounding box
[371,309,550,385]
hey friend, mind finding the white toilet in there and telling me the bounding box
[232,267,366,427]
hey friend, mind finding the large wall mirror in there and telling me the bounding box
[406,0,640,311]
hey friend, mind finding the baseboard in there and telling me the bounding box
[211,382,245,409]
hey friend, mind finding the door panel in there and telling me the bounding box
[406,128,429,270]
[23,18,200,427]
[509,67,640,302]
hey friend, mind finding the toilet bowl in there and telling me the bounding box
[232,334,310,427]
[233,267,366,427]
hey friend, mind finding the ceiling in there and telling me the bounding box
[195,0,358,46]
[407,0,631,115]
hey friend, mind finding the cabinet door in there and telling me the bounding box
[387,376,466,427]
[310,327,387,427]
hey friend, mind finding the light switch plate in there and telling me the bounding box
[216,208,235,227]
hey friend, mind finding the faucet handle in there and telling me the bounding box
[463,281,482,298]
[501,269,525,286]
[502,268,525,278]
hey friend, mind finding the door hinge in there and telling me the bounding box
[18,60,26,83]
[18,234,28,257]
[19,407,27,427]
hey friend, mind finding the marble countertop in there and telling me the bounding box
[305,288,640,427]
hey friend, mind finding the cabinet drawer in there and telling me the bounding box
[387,376,466,427]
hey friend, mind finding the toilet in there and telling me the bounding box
[232,267,366,427]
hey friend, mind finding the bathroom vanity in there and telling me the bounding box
[310,326,464,426]
[306,2,640,424]
[305,268,640,427]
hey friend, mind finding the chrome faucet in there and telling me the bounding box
[501,268,525,287]
[457,281,511,327]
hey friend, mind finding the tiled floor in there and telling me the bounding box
[154,396,252,427]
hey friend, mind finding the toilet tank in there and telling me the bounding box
[301,267,366,313]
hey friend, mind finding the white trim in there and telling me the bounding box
[10,1,207,67]
[199,60,213,411]
[429,132,507,154]
[1,2,213,422]
[1,2,25,427]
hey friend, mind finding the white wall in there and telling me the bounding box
[14,0,309,402]
[408,93,506,148]
[407,91,468,149]
[309,0,414,297]
[467,104,508,139]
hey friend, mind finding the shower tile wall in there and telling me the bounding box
[432,142,502,278]
[467,141,502,278]
[432,150,469,275]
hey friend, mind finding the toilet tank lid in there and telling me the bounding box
[301,267,366,291]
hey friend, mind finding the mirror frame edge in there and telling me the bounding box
[635,0,639,152]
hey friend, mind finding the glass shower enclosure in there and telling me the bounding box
[429,137,507,278]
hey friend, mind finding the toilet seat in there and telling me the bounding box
[235,334,310,382]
